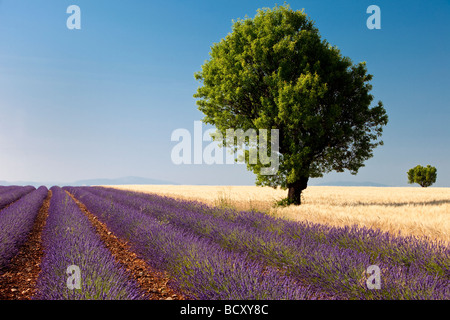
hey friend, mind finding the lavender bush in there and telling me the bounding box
[65,186,323,300]
[0,186,24,195]
[77,186,450,300]
[0,186,48,270]
[93,187,449,269]
[0,185,35,210]
[90,187,450,275]
[33,187,144,300]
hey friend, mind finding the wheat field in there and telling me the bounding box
[108,185,450,245]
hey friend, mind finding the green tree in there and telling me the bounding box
[407,165,437,188]
[194,4,388,205]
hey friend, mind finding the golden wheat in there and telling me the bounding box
[108,185,450,245]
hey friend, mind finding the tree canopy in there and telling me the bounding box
[194,4,388,205]
[407,165,437,188]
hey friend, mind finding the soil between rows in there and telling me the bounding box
[67,191,187,300]
[0,190,52,300]
[0,190,187,300]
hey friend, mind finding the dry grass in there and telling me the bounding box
[107,185,450,245]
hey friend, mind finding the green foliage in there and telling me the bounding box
[194,4,388,197]
[274,197,297,208]
[407,165,437,188]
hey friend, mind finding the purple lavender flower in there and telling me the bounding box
[65,186,323,300]
[0,186,47,270]
[67,186,450,300]
[33,187,144,300]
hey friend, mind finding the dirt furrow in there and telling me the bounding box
[66,191,186,300]
[0,190,52,300]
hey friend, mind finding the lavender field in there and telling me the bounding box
[0,185,448,300]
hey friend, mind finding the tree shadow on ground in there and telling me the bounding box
[345,199,450,207]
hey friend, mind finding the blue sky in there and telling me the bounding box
[0,0,448,187]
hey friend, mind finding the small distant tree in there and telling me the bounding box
[407,165,437,188]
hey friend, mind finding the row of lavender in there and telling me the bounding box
[70,186,449,300]
[105,187,450,276]
[0,186,46,270]
[65,186,323,300]
[33,187,145,300]
[88,187,450,274]
[0,185,28,195]
[0,185,36,211]
[3,184,446,300]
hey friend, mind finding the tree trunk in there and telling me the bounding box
[287,176,309,205]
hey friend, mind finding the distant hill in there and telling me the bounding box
[0,180,47,188]
[0,177,389,188]
[0,176,177,188]
[310,181,389,187]
[71,176,177,186]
